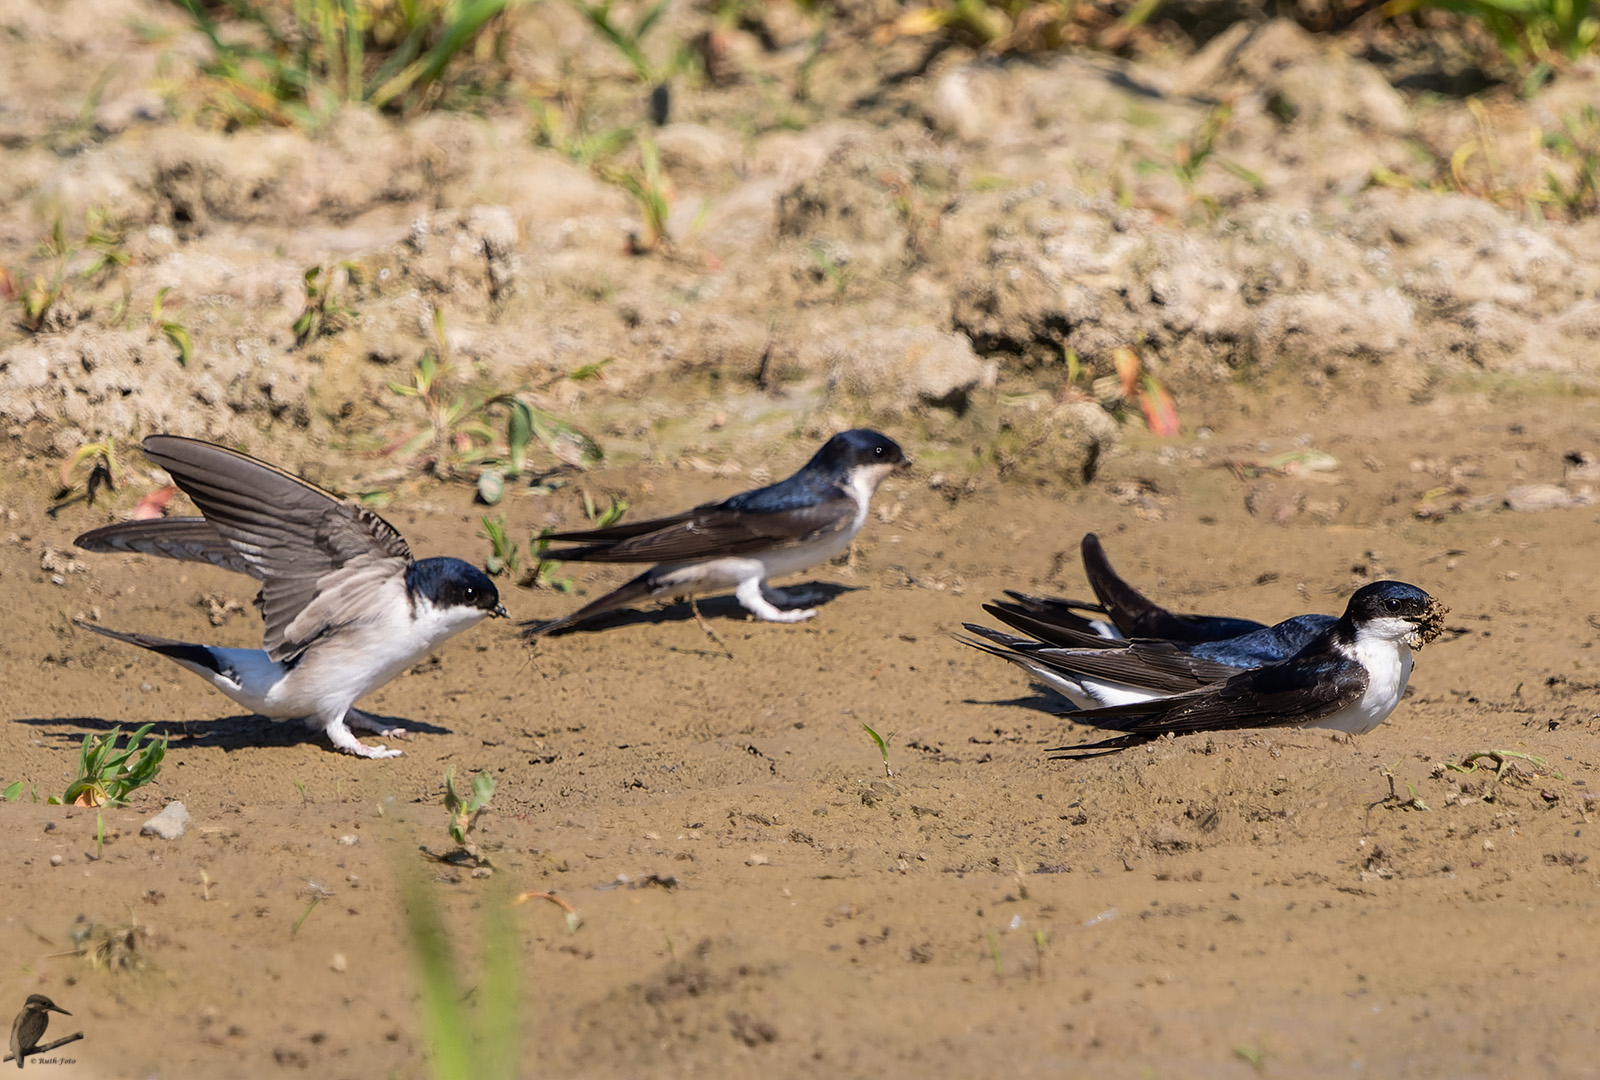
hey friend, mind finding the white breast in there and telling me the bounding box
[1304,628,1415,736]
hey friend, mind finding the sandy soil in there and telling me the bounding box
[3,387,1599,1079]
[5,0,1600,1075]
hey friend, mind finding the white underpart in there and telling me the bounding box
[1001,655,1165,710]
[1303,615,1418,736]
[155,584,493,758]
[658,461,898,623]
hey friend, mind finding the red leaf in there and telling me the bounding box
[1139,375,1180,437]
[1112,346,1141,398]
[131,485,179,520]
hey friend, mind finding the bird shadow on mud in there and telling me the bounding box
[13,711,449,751]
[961,690,1075,718]
[529,581,860,638]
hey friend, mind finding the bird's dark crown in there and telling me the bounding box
[1344,581,1433,622]
[406,557,504,615]
[807,429,906,476]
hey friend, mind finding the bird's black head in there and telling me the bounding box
[1343,581,1447,645]
[808,429,907,477]
[22,994,68,1015]
[406,558,507,618]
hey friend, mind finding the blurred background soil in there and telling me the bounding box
[1,0,1599,1075]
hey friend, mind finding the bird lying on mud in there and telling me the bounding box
[962,532,1338,710]
[523,429,907,637]
[1043,581,1448,759]
[73,435,505,759]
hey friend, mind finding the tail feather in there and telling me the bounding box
[1045,732,1155,760]
[74,619,224,676]
[520,571,660,638]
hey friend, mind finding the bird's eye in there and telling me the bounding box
[1384,598,1400,612]
[463,587,476,600]
[874,446,884,456]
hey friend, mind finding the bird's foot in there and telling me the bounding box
[346,709,413,740]
[324,719,404,759]
[735,579,817,623]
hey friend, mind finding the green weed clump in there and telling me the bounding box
[58,724,168,808]
[168,0,524,130]
[1385,0,1597,72]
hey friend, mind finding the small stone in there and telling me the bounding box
[49,854,63,867]
[336,834,359,846]
[745,853,770,866]
[141,801,191,840]
[330,953,347,973]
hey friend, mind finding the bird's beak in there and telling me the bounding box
[49,1005,70,1016]
[492,604,509,619]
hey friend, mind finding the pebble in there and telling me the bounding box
[49,854,62,867]
[141,801,191,840]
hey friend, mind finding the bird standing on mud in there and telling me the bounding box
[524,429,908,636]
[9,994,69,1068]
[73,435,506,758]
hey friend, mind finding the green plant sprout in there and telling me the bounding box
[480,515,520,577]
[292,262,359,346]
[569,0,674,87]
[57,724,167,808]
[169,0,521,131]
[604,137,672,253]
[528,531,575,592]
[443,767,495,864]
[862,723,894,778]
[151,286,194,367]
[582,489,629,528]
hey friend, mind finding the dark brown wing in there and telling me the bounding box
[139,435,412,660]
[1054,654,1368,739]
[74,517,258,578]
[546,496,857,564]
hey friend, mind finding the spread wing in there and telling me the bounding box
[136,435,412,661]
[75,517,258,578]
[545,494,857,564]
[1047,654,1368,758]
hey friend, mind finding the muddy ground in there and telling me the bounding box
[4,0,1600,1075]
[4,392,1600,1079]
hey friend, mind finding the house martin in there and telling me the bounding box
[1044,581,1448,759]
[961,611,1335,710]
[984,532,1274,646]
[524,429,906,636]
[73,435,506,759]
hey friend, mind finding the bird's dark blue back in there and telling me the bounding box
[1189,613,1338,667]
